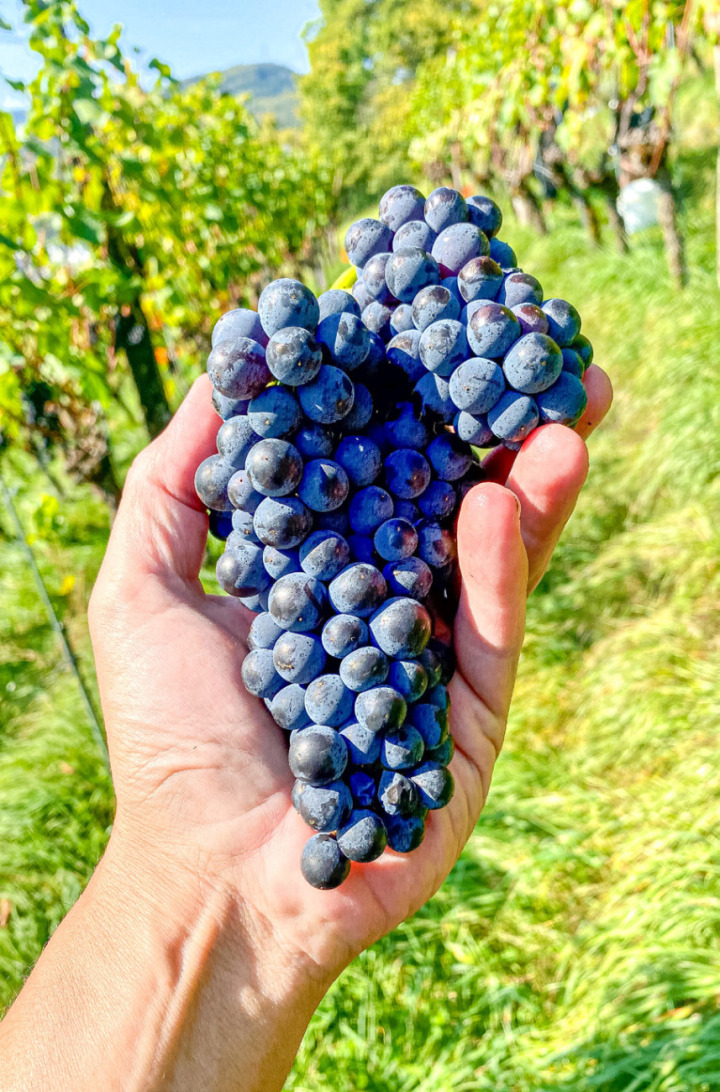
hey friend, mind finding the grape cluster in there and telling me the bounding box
[196,183,592,889]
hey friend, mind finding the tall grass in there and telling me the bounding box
[1,129,719,1090]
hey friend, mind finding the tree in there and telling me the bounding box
[0,1,337,501]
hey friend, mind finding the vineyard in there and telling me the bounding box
[1,0,720,1088]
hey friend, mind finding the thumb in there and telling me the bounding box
[100,375,218,591]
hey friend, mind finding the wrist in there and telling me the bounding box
[93,829,331,1091]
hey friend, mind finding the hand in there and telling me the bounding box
[89,365,612,975]
[1,365,611,1091]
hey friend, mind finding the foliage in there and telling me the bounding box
[0,1,336,493]
[301,0,471,201]
[303,0,708,230]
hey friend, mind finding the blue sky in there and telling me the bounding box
[0,0,321,107]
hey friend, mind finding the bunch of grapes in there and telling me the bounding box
[195,184,592,889]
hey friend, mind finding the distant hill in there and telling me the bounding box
[186,63,299,128]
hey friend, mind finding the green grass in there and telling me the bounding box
[2,130,720,1088]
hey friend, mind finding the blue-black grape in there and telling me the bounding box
[503,332,563,394]
[449,357,505,415]
[258,278,319,337]
[245,439,303,498]
[411,762,455,809]
[337,809,387,862]
[385,403,429,450]
[454,411,493,446]
[416,521,457,568]
[541,298,581,346]
[424,187,468,233]
[305,675,355,727]
[335,434,382,487]
[487,390,540,443]
[369,597,432,658]
[373,517,418,561]
[379,184,426,231]
[536,371,587,425]
[414,372,455,422]
[497,271,543,308]
[386,330,425,384]
[297,458,350,513]
[227,469,263,514]
[212,307,268,349]
[301,834,350,889]
[212,390,249,419]
[377,770,420,817]
[571,333,593,368]
[345,219,394,269]
[511,302,549,336]
[316,312,370,371]
[216,415,260,468]
[466,195,502,238]
[457,256,504,303]
[209,509,234,540]
[328,562,388,617]
[348,486,394,535]
[294,424,335,460]
[383,557,434,599]
[298,365,355,424]
[392,219,437,253]
[381,724,425,771]
[295,780,353,832]
[247,386,301,438]
[240,647,284,699]
[362,252,394,302]
[411,285,460,332]
[417,480,457,519]
[290,724,349,785]
[432,222,488,277]
[385,247,440,304]
[355,686,407,733]
[344,383,373,431]
[268,683,311,732]
[265,327,323,385]
[390,303,415,336]
[467,303,521,359]
[488,238,517,269]
[384,448,432,499]
[215,540,270,597]
[299,529,350,580]
[340,722,382,768]
[317,289,361,322]
[268,572,327,632]
[426,433,472,481]
[253,497,313,550]
[409,702,448,749]
[384,812,426,852]
[207,337,270,400]
[273,631,326,685]
[339,646,390,692]
[321,614,368,659]
[248,611,284,651]
[387,659,429,703]
[195,455,236,511]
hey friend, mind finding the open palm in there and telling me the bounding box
[89,369,611,979]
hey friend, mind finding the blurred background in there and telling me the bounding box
[0,1,719,1088]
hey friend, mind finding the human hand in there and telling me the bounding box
[89,364,612,979]
[1,365,611,1092]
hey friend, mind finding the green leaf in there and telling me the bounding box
[73,98,106,126]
